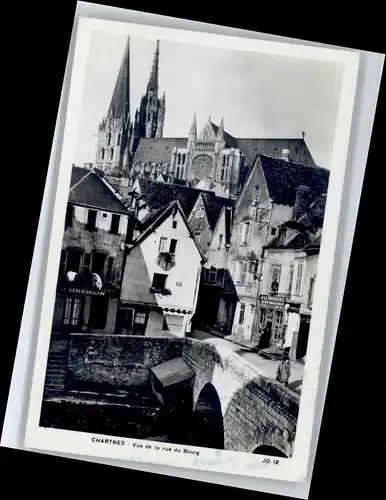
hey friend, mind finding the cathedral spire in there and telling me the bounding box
[216,116,224,142]
[107,35,130,122]
[189,113,197,137]
[147,39,160,94]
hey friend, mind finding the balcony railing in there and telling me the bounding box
[195,141,215,151]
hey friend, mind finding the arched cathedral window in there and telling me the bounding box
[182,153,186,164]
[117,133,121,146]
[227,155,231,167]
[110,148,114,160]
[107,133,112,146]
[176,166,180,179]
[222,155,226,167]
[177,153,181,164]
[100,148,105,160]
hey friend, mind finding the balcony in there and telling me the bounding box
[149,286,172,296]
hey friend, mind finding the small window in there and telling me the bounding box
[83,253,91,277]
[107,133,111,146]
[152,273,167,290]
[110,148,114,160]
[105,257,114,283]
[100,148,105,160]
[307,276,315,308]
[238,303,246,325]
[110,214,120,235]
[295,262,304,295]
[86,209,97,231]
[159,237,168,252]
[63,297,83,327]
[271,227,277,236]
[218,234,223,249]
[208,266,217,282]
[92,251,106,279]
[65,205,74,228]
[117,133,121,146]
[271,265,281,294]
[172,221,177,229]
[287,265,294,295]
[238,261,247,284]
[133,311,147,335]
[169,239,178,254]
[196,207,204,219]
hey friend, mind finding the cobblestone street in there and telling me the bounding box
[189,329,304,387]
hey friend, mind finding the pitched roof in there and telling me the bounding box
[259,155,330,207]
[298,194,327,227]
[133,136,316,168]
[68,166,129,215]
[134,138,188,163]
[136,178,211,218]
[202,193,233,230]
[304,234,322,254]
[131,200,206,262]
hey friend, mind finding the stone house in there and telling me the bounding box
[226,154,329,345]
[52,166,132,336]
[118,200,206,337]
[258,194,326,358]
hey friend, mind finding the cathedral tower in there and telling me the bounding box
[95,36,132,176]
[132,40,165,154]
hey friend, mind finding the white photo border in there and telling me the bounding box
[24,16,360,483]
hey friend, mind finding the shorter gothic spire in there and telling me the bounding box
[216,116,224,142]
[189,113,197,137]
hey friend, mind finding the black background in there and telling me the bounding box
[1,1,384,497]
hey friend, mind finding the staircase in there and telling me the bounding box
[44,338,70,396]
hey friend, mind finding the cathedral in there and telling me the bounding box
[94,37,165,177]
[93,36,318,199]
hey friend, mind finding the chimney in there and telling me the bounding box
[293,185,311,220]
[125,212,136,244]
[281,148,290,161]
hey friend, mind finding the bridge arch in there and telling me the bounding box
[191,383,224,450]
[253,445,288,458]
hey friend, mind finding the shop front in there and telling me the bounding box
[257,294,288,350]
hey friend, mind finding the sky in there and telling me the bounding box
[74,30,345,170]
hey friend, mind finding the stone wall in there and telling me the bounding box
[67,334,184,393]
[182,338,299,457]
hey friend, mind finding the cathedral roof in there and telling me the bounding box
[258,154,330,207]
[133,136,317,168]
[235,138,317,168]
[134,138,188,163]
[68,167,129,215]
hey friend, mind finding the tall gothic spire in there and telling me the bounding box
[107,36,131,121]
[147,39,160,94]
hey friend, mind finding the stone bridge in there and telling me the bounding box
[44,335,299,458]
[182,338,299,458]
